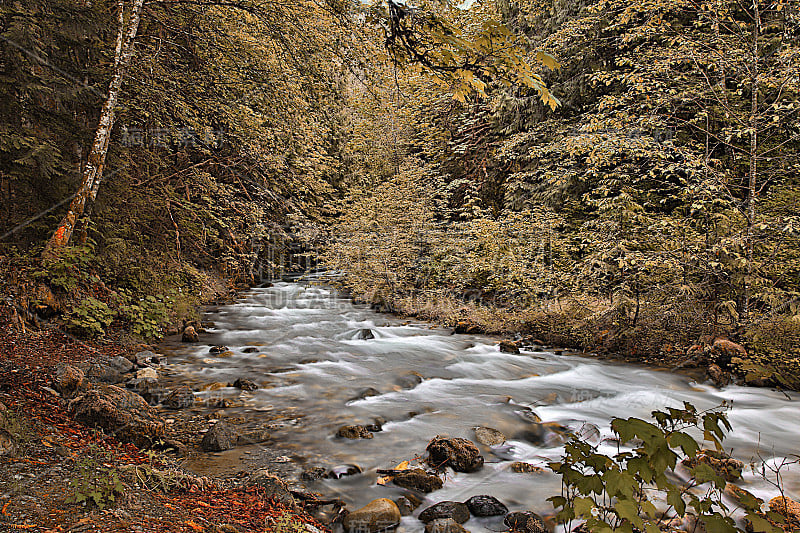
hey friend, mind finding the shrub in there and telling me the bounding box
[65,297,113,338]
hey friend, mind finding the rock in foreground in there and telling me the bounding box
[465,495,508,517]
[426,435,484,472]
[343,498,401,533]
[418,501,470,524]
[504,511,547,533]
[68,384,165,448]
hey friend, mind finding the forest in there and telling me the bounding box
[1,0,800,531]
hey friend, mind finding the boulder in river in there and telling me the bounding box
[68,384,165,448]
[424,518,469,533]
[343,498,401,533]
[209,345,229,354]
[707,364,731,388]
[453,320,482,334]
[163,385,194,409]
[233,377,259,391]
[52,364,85,397]
[465,495,508,517]
[301,466,327,482]
[327,464,363,479]
[395,494,421,516]
[418,501,470,524]
[351,387,381,402]
[499,340,520,354]
[682,449,743,482]
[181,326,199,343]
[357,328,375,340]
[474,426,506,446]
[242,347,260,353]
[337,425,374,439]
[391,468,443,493]
[710,337,747,368]
[201,420,238,452]
[504,511,547,533]
[510,462,546,474]
[426,435,484,472]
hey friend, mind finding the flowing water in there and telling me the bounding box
[160,282,800,532]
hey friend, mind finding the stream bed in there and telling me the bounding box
[159,282,800,532]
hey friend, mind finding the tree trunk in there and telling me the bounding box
[43,0,144,255]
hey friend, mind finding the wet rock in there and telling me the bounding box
[510,462,546,474]
[769,496,800,529]
[395,372,423,388]
[504,511,547,533]
[134,351,159,366]
[163,385,194,409]
[453,321,481,334]
[52,364,85,397]
[426,435,484,472]
[247,469,295,508]
[201,421,238,452]
[217,351,235,358]
[0,428,15,456]
[301,467,327,482]
[242,347,260,353]
[327,464,362,479]
[682,449,743,482]
[465,495,508,517]
[182,326,199,343]
[209,345,229,354]
[337,425,373,439]
[68,384,165,448]
[395,495,421,516]
[136,367,158,380]
[357,328,375,340]
[233,378,259,391]
[499,340,520,354]
[392,468,443,493]
[418,501,470,524]
[425,518,469,533]
[126,377,162,404]
[351,387,381,402]
[342,498,401,533]
[707,364,731,388]
[474,426,506,446]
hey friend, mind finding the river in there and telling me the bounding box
[159,282,800,532]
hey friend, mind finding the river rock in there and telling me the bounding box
[768,496,800,529]
[337,425,373,439]
[201,420,238,452]
[327,464,362,479]
[52,364,85,397]
[682,449,743,481]
[419,501,470,524]
[136,367,158,380]
[242,347,260,353]
[357,328,375,340]
[126,377,162,404]
[343,498,401,533]
[465,495,508,517]
[499,340,520,354]
[396,372,423,388]
[236,429,270,445]
[182,326,199,343]
[426,436,484,472]
[134,350,159,366]
[504,511,547,533]
[80,358,125,384]
[474,426,506,446]
[68,384,165,448]
[710,338,747,368]
[351,387,381,401]
[454,321,481,334]
[107,356,134,374]
[392,468,443,492]
[209,345,229,354]
[301,466,327,482]
[707,364,731,388]
[396,495,421,516]
[425,518,469,533]
[247,469,296,508]
[163,385,194,409]
[510,462,545,474]
[234,378,259,391]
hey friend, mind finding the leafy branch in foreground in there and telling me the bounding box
[549,403,792,533]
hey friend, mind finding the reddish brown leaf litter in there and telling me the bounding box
[0,311,329,533]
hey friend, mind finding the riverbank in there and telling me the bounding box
[379,290,800,391]
[0,303,329,533]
